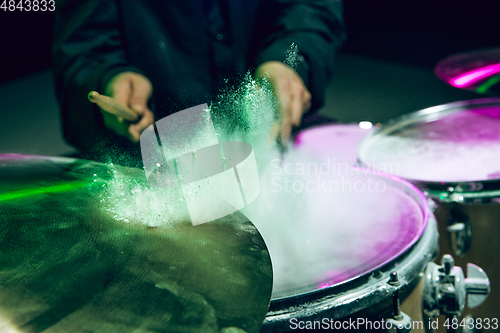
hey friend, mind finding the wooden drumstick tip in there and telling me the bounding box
[88,91,100,103]
[86,90,139,122]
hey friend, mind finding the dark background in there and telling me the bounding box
[342,0,499,68]
[1,0,499,86]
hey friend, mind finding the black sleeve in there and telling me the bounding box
[52,0,142,153]
[255,0,346,112]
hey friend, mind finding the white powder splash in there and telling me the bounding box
[94,45,425,296]
[96,66,279,228]
[284,43,299,69]
[93,166,190,227]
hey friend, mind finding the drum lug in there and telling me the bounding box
[422,254,490,320]
[372,269,383,279]
[385,272,413,333]
[447,204,472,257]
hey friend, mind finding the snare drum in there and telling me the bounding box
[244,147,438,331]
[359,97,500,324]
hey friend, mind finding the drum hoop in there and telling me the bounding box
[0,153,78,164]
[294,122,374,145]
[266,216,438,326]
[357,97,500,199]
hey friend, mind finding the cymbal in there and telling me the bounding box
[435,47,500,94]
[0,154,272,333]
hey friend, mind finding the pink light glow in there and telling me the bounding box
[294,132,304,146]
[451,64,500,87]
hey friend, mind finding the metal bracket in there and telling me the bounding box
[422,254,490,322]
[447,203,472,257]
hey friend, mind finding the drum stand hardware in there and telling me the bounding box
[422,254,490,332]
[386,272,413,333]
[447,203,472,257]
[424,193,436,212]
[423,190,471,258]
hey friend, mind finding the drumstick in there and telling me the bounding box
[269,121,288,158]
[88,91,139,122]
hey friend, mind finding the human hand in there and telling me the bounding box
[255,61,311,143]
[101,71,154,142]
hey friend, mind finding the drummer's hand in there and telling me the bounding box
[255,61,311,143]
[101,72,154,142]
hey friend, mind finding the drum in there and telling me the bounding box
[243,139,438,332]
[358,97,500,326]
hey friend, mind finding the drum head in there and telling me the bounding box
[244,151,430,300]
[358,98,500,183]
[295,124,374,164]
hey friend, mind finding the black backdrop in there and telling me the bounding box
[342,0,500,67]
[0,0,499,86]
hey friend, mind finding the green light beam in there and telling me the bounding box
[0,181,87,203]
[477,75,500,94]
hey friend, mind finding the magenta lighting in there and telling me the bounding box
[451,63,500,88]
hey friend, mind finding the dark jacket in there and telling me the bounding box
[53,0,345,161]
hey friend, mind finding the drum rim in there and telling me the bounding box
[0,153,78,163]
[294,122,376,146]
[357,97,500,201]
[270,168,431,301]
[265,212,438,327]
